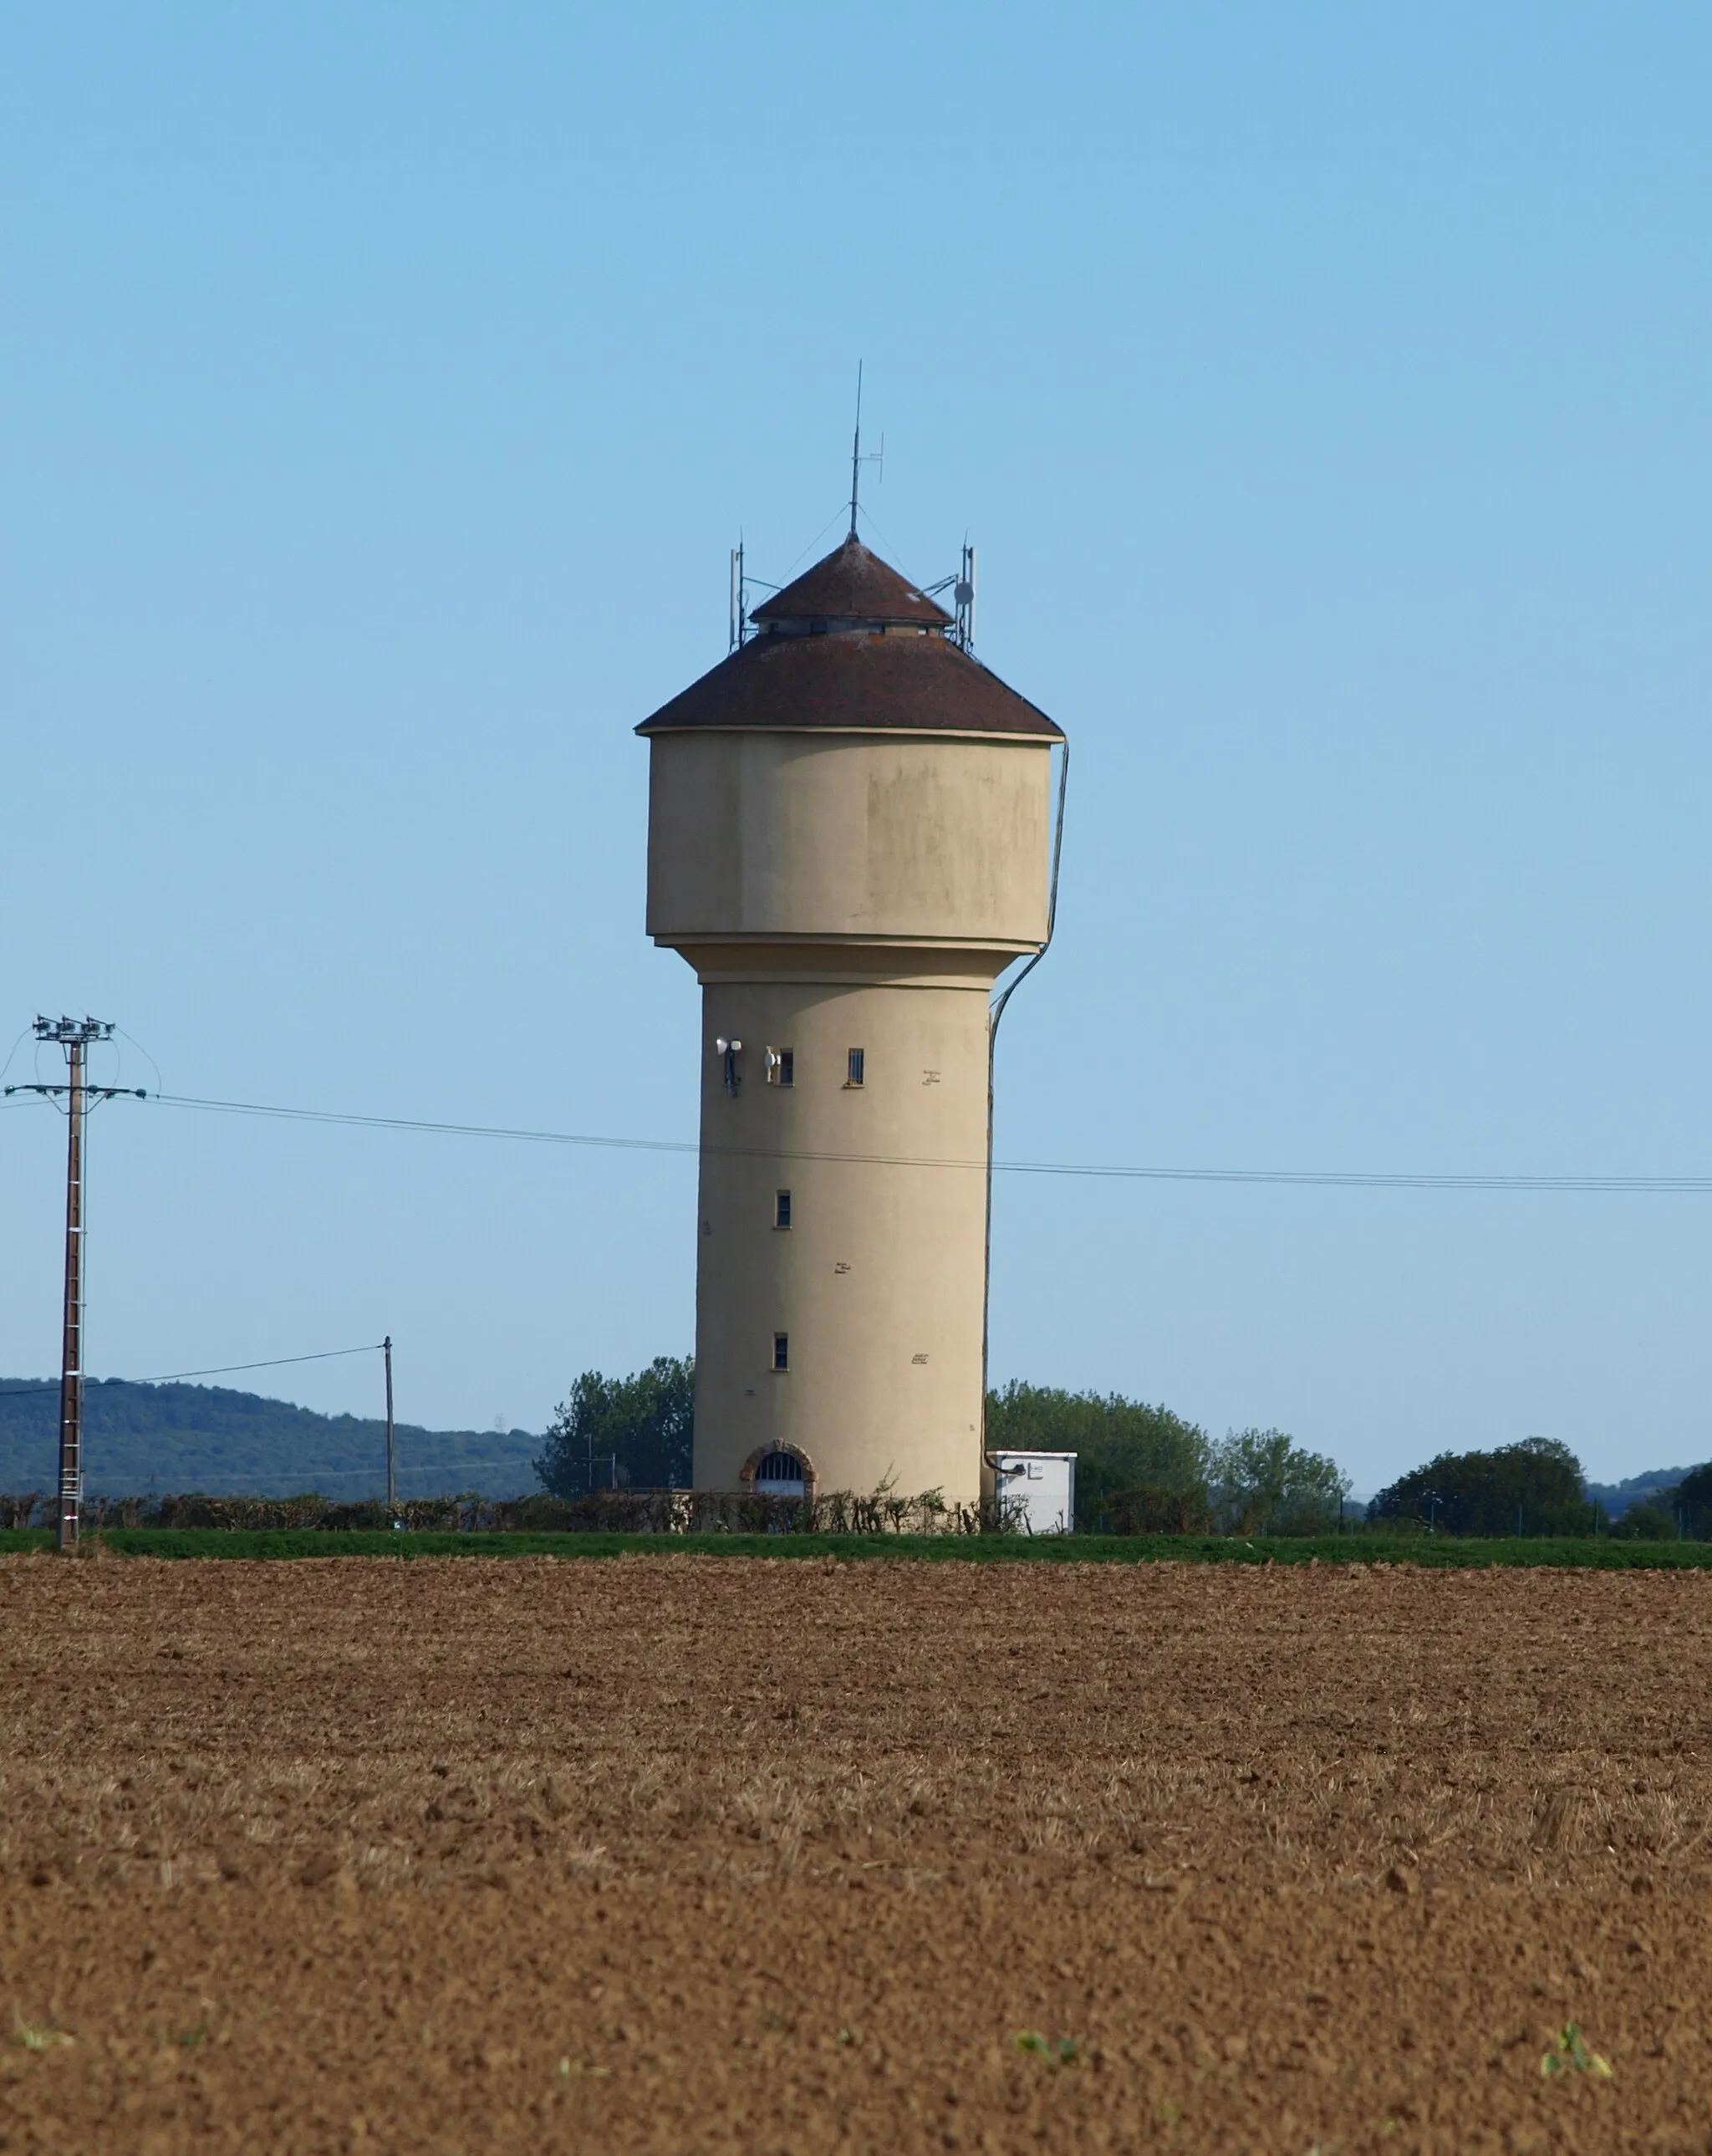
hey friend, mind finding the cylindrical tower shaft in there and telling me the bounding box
[692,973,991,1497]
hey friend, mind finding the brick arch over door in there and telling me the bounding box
[739,1442,819,1499]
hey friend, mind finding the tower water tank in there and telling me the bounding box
[639,533,1063,1504]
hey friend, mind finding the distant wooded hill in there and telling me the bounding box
[1585,1468,1693,1517]
[0,1378,539,1499]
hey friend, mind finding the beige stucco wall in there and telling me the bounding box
[645,726,1057,1504]
[690,977,991,1502]
[647,731,1052,952]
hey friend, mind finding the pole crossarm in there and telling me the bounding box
[5,1084,145,1103]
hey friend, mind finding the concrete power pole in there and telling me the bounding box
[384,1334,396,1516]
[5,1016,145,1551]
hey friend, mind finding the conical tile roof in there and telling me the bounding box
[637,533,1061,741]
[750,534,951,629]
[637,629,1061,740]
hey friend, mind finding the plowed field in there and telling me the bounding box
[2,1553,1709,2153]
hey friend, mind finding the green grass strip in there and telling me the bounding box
[1,1527,1709,1566]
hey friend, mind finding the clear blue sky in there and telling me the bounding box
[4,3,1710,1492]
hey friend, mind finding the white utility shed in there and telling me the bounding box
[992,1450,1077,1535]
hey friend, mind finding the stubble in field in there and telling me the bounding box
[2,1553,1709,2152]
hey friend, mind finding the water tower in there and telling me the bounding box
[639,525,1063,1504]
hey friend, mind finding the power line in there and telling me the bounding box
[0,1344,386,1400]
[145,1344,385,1384]
[152,1091,696,1155]
[144,1089,1712,1195]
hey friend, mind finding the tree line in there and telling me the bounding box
[1368,1437,1712,1540]
[532,1361,1351,1536]
[534,1358,1712,1541]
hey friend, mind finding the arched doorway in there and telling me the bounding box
[752,1448,806,1497]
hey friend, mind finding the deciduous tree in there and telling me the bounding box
[1210,1427,1350,1535]
[1368,1436,1585,1536]
[533,1358,694,1496]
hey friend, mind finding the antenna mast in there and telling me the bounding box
[848,361,883,537]
[726,536,779,647]
[849,362,863,535]
[955,541,976,652]
[924,541,979,654]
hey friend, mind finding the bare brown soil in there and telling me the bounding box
[1,1553,1709,2153]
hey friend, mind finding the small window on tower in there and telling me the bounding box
[772,1333,790,1373]
[774,1190,792,1230]
[765,1047,794,1088]
[846,1047,865,1088]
